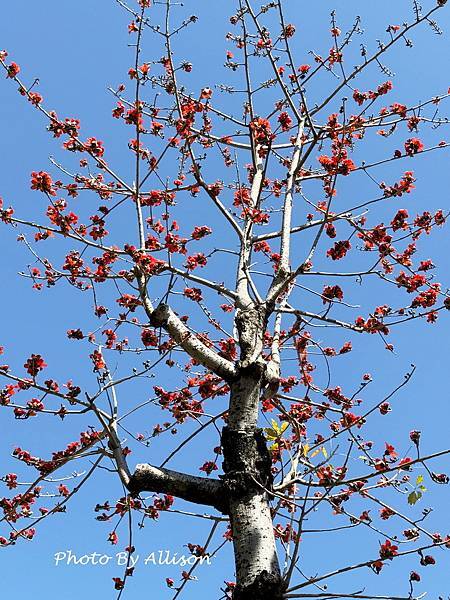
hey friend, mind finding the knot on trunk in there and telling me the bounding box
[233,570,284,600]
[235,305,268,367]
[221,427,272,499]
[149,303,170,327]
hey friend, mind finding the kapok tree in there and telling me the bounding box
[1,1,450,598]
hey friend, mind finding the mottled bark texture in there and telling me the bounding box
[133,285,284,597]
[221,306,284,599]
[128,464,228,513]
[150,303,237,380]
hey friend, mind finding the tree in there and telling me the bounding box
[1,0,450,598]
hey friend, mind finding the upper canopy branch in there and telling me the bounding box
[135,271,237,380]
[150,303,238,380]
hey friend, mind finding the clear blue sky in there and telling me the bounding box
[1,1,450,599]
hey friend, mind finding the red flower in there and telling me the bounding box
[125,105,144,129]
[283,24,296,38]
[327,240,351,260]
[84,137,105,158]
[6,62,20,78]
[184,253,207,270]
[418,259,434,272]
[67,329,84,340]
[384,443,398,459]
[278,111,292,132]
[112,578,124,590]
[377,80,393,96]
[5,473,17,489]
[318,153,355,176]
[379,539,398,560]
[371,560,384,574]
[390,210,409,232]
[220,303,234,313]
[31,171,56,196]
[141,329,158,347]
[184,287,203,302]
[404,138,424,156]
[249,117,275,146]
[339,341,352,354]
[379,506,395,520]
[410,430,421,444]
[108,531,119,545]
[90,350,106,372]
[218,338,237,361]
[200,87,212,99]
[116,294,141,312]
[322,284,344,304]
[191,225,212,240]
[199,461,218,475]
[390,102,407,117]
[58,484,70,497]
[28,92,43,106]
[24,354,47,377]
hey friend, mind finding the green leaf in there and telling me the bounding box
[408,490,422,505]
[280,422,289,434]
[271,419,281,434]
[265,420,289,441]
[264,427,278,441]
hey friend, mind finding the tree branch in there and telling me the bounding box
[149,303,237,380]
[128,463,227,513]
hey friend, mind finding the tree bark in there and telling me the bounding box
[128,464,227,513]
[222,307,284,600]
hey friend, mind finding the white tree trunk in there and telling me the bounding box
[222,307,284,599]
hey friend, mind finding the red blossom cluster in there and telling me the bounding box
[249,117,275,147]
[381,171,415,197]
[404,137,424,156]
[327,240,351,260]
[13,431,101,476]
[23,354,47,377]
[352,80,393,106]
[31,171,56,196]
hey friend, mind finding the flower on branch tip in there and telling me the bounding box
[199,461,218,475]
[108,531,118,545]
[24,354,47,377]
[31,171,56,196]
[200,87,212,99]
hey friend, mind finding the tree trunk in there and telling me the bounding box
[222,308,284,600]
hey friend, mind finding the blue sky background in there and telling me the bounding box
[1,1,450,598]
